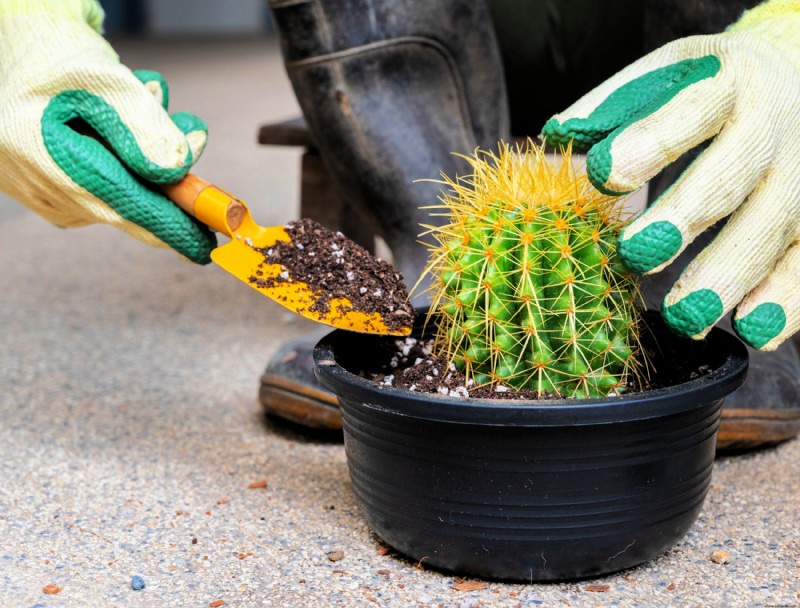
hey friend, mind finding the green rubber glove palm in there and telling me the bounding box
[0,0,216,264]
[541,0,800,351]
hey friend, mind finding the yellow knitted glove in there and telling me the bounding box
[542,0,800,351]
[0,0,216,263]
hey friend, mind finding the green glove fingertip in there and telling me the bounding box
[662,289,723,338]
[733,302,786,349]
[617,221,683,274]
[586,140,632,195]
[541,119,596,152]
[134,69,170,109]
[171,111,208,164]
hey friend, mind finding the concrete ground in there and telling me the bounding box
[1,37,798,608]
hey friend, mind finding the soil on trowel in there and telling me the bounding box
[248,218,415,333]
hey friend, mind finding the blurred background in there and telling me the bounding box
[100,0,274,36]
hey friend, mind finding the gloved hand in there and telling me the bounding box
[541,0,800,351]
[0,0,216,264]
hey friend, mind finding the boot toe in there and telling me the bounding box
[259,332,342,431]
[717,340,800,451]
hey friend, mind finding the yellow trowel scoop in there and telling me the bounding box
[162,175,413,336]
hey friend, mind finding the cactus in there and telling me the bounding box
[419,140,644,399]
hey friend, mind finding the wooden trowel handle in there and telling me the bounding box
[160,174,247,237]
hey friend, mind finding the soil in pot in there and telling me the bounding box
[348,314,713,400]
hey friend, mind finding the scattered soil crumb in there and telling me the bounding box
[377,546,391,556]
[688,364,712,379]
[710,549,730,564]
[247,479,267,489]
[249,218,415,333]
[209,601,226,608]
[377,569,390,577]
[42,585,62,595]
[452,578,490,592]
[667,583,676,591]
[584,584,611,592]
[238,552,253,560]
[327,550,345,562]
[216,497,230,505]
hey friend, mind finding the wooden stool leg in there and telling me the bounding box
[299,149,375,254]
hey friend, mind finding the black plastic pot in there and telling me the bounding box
[313,311,748,581]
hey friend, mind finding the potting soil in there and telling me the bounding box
[249,218,414,333]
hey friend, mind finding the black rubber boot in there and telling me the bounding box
[268,0,509,291]
[261,0,510,429]
[259,328,341,431]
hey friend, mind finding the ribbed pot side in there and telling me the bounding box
[341,396,719,581]
[315,312,747,582]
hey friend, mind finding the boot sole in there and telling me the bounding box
[260,376,800,447]
[716,408,800,451]
[259,373,342,431]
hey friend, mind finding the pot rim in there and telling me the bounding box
[314,312,749,427]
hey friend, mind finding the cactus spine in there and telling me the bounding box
[420,141,643,399]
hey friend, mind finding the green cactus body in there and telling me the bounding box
[421,141,643,399]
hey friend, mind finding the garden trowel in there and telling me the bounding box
[161,174,412,336]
